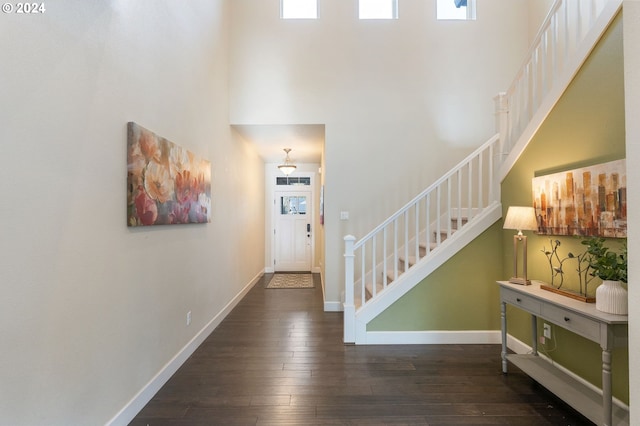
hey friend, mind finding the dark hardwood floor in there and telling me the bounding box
[130,273,593,425]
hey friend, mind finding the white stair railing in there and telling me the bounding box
[501,0,619,157]
[344,134,500,327]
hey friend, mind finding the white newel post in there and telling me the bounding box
[344,235,356,344]
[494,91,509,160]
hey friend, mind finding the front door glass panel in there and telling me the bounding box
[280,196,307,215]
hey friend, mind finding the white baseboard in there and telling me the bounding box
[363,330,501,345]
[506,333,532,355]
[264,267,320,273]
[106,271,264,426]
[324,301,342,312]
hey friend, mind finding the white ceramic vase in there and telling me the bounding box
[595,280,628,315]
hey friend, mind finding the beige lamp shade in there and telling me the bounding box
[503,206,537,233]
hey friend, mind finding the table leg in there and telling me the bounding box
[531,314,538,356]
[602,348,612,426]
[501,301,507,374]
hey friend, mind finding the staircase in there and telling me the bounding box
[356,215,469,307]
[343,0,623,344]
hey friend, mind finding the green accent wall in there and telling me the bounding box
[368,221,503,331]
[501,13,628,402]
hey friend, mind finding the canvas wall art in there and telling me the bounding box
[532,159,626,237]
[127,122,211,226]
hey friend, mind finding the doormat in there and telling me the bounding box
[266,274,314,289]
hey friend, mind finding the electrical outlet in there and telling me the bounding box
[543,323,551,339]
[186,311,192,326]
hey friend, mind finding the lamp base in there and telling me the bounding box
[509,277,531,286]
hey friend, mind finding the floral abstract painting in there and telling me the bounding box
[532,159,626,237]
[127,122,211,226]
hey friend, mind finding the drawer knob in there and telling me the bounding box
[516,298,522,302]
[564,316,570,322]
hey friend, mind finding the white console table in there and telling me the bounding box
[498,281,628,426]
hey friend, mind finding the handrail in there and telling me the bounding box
[503,0,612,153]
[507,1,564,94]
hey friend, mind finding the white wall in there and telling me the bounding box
[0,1,265,424]
[623,0,640,422]
[229,0,533,304]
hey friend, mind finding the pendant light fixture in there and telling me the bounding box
[278,148,297,176]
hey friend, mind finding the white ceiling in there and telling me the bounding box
[232,124,324,164]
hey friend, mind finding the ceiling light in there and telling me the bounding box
[278,148,297,176]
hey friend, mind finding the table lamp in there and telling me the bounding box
[503,206,538,285]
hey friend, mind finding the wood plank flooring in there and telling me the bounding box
[130,273,593,425]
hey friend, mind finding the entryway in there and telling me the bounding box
[274,190,312,271]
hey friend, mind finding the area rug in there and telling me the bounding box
[266,273,314,289]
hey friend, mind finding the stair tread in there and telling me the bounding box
[386,269,408,282]
[365,279,385,295]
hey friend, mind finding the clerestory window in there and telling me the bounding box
[276,176,311,186]
[437,0,476,20]
[281,0,318,19]
[359,0,398,20]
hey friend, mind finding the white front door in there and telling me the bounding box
[275,191,312,271]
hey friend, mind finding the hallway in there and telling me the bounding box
[130,274,592,425]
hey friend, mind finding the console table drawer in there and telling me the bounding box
[542,303,600,341]
[501,287,541,314]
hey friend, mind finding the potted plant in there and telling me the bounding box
[581,237,627,315]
